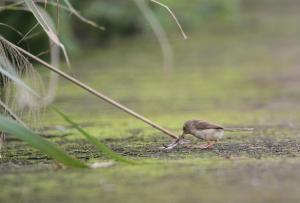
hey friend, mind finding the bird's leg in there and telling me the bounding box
[0,132,5,158]
[205,141,216,149]
[187,141,216,149]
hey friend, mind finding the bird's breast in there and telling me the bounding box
[192,129,224,141]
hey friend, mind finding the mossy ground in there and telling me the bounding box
[2,2,300,202]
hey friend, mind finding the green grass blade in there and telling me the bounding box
[54,108,137,165]
[0,116,87,168]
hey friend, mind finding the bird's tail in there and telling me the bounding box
[224,127,254,132]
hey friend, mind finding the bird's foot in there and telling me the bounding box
[160,139,191,150]
[178,139,191,144]
[161,143,178,150]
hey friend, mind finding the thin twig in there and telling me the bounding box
[17,23,39,45]
[150,0,187,39]
[3,38,178,139]
[0,22,30,50]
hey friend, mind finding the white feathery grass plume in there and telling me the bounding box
[1,0,105,107]
[0,36,45,127]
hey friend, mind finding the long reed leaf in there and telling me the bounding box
[54,108,137,165]
[0,116,87,168]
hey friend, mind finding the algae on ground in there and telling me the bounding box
[2,1,300,202]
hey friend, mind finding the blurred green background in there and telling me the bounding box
[0,0,242,55]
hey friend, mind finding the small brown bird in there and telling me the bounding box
[163,120,253,149]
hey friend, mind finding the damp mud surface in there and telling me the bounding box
[2,1,300,202]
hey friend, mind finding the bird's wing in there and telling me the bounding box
[194,121,223,130]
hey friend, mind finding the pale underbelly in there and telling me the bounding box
[193,129,224,141]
